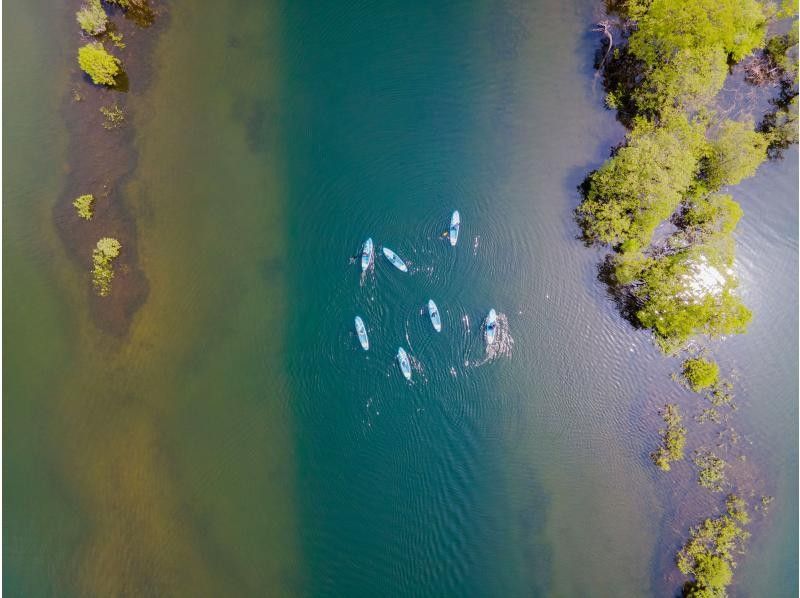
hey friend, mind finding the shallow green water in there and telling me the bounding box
[5,0,797,596]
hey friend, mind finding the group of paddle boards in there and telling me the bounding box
[354,211,499,381]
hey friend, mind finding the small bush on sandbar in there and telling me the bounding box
[76,0,108,35]
[77,43,121,86]
[92,237,122,296]
[73,194,95,220]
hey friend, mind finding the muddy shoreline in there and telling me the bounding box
[56,0,169,336]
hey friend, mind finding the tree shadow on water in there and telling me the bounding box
[596,254,644,331]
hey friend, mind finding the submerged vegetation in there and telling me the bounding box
[92,237,122,297]
[693,450,727,492]
[77,42,122,86]
[651,403,686,471]
[585,0,796,593]
[72,194,95,220]
[100,104,125,129]
[108,31,126,49]
[677,495,750,597]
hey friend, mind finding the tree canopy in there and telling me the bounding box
[77,43,121,86]
[578,114,704,251]
[629,0,768,66]
[631,46,729,116]
[704,120,769,190]
[76,0,108,35]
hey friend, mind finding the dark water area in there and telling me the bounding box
[4,0,798,596]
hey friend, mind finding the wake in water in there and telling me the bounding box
[409,354,427,382]
[359,265,373,287]
[472,312,514,366]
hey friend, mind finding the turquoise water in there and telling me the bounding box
[5,0,797,595]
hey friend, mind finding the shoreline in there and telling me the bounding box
[579,1,798,595]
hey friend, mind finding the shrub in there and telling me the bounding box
[693,554,732,591]
[680,195,743,237]
[77,43,121,86]
[677,496,750,597]
[92,237,122,296]
[76,0,108,35]
[576,114,704,250]
[682,358,720,391]
[651,404,687,471]
[631,46,728,116]
[764,30,800,77]
[760,95,799,159]
[703,120,769,190]
[73,194,95,220]
[630,249,751,352]
[109,31,126,49]
[629,0,767,67]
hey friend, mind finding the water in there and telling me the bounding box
[5,0,797,596]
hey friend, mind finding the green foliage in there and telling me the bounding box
[100,104,125,129]
[631,46,728,115]
[693,450,727,491]
[72,194,95,220]
[77,43,121,86]
[651,403,687,470]
[683,586,720,598]
[577,114,704,249]
[629,248,751,352]
[578,0,783,354]
[629,0,767,67]
[764,29,799,77]
[605,90,621,110]
[76,0,108,35]
[726,494,750,524]
[681,195,743,237]
[778,0,799,18]
[693,554,732,591]
[614,0,653,21]
[682,358,720,391]
[92,237,122,297]
[760,95,799,158]
[703,120,769,190]
[105,0,154,26]
[109,31,126,49]
[677,496,750,596]
[707,379,735,408]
